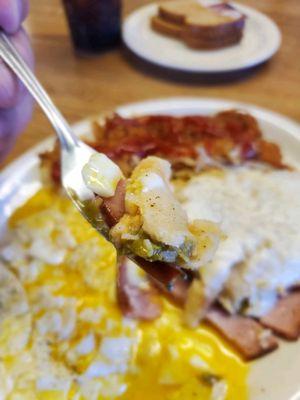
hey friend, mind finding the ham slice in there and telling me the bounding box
[206,307,278,360]
[135,257,191,306]
[101,179,126,227]
[117,257,162,321]
[260,291,300,340]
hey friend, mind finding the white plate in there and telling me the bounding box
[122,2,281,73]
[1,97,300,399]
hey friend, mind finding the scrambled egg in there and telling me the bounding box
[0,188,248,400]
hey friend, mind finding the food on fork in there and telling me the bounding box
[82,154,220,270]
[151,0,246,49]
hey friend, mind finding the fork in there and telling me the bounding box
[0,31,189,295]
[0,31,99,226]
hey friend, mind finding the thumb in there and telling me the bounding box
[0,0,29,34]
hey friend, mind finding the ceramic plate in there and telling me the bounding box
[122,2,281,73]
[1,98,300,399]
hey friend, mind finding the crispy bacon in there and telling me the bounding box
[101,179,126,227]
[92,111,284,170]
[41,111,285,185]
[257,140,286,169]
[117,257,162,321]
[260,291,300,340]
[206,307,278,360]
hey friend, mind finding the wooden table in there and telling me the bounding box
[2,0,300,168]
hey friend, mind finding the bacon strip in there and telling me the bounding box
[117,257,162,321]
[257,140,286,169]
[206,307,278,360]
[260,291,300,340]
[101,179,126,227]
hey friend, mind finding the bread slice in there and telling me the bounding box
[159,0,206,24]
[151,15,182,38]
[160,1,233,26]
[184,30,243,49]
[152,1,245,50]
[184,3,245,37]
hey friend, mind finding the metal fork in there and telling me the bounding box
[0,31,189,294]
[0,31,102,230]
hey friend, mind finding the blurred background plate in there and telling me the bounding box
[1,97,300,400]
[122,2,281,73]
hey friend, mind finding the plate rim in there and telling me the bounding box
[122,2,282,73]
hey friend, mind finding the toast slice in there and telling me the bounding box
[159,1,233,26]
[184,30,243,49]
[151,1,245,50]
[152,15,183,38]
[152,15,243,48]
[159,0,206,24]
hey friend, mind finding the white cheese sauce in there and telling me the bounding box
[181,166,300,317]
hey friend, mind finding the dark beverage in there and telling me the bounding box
[62,0,121,54]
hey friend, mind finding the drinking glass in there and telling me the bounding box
[62,0,122,54]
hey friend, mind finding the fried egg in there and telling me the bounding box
[0,188,248,400]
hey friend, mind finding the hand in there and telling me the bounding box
[0,0,34,161]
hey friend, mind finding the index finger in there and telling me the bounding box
[0,0,29,34]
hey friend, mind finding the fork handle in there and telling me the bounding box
[0,31,78,151]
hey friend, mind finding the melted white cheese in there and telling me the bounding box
[82,153,124,197]
[182,167,300,317]
[126,156,192,248]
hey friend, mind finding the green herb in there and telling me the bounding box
[69,191,109,238]
[121,231,195,266]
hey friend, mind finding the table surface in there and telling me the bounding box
[1,0,300,168]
